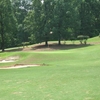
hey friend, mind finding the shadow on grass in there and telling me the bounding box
[0,43,94,52]
[31,43,93,51]
[0,48,23,53]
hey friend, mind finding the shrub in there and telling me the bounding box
[70,37,76,44]
[77,35,89,44]
[22,42,29,48]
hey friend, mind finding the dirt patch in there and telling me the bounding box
[31,43,92,51]
[0,64,40,69]
[3,41,100,52]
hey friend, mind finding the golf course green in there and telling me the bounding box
[0,37,100,100]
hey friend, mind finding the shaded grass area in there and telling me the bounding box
[4,37,100,52]
[0,36,99,52]
[0,42,100,99]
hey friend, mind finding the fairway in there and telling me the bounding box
[0,40,100,100]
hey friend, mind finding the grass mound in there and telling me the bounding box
[88,36,100,43]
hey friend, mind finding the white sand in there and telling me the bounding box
[0,60,15,63]
[0,65,40,69]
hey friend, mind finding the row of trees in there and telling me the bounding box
[0,0,100,51]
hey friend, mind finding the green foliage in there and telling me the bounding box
[22,42,29,48]
[0,0,17,51]
[0,0,100,50]
[12,0,32,44]
[79,0,100,37]
[28,34,36,44]
[77,35,89,44]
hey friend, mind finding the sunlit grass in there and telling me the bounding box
[88,36,100,42]
[0,37,100,100]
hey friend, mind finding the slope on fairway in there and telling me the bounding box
[0,41,100,100]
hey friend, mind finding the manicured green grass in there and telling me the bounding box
[88,36,100,43]
[0,41,100,100]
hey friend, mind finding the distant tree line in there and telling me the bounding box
[0,0,100,51]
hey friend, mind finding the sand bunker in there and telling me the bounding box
[0,60,15,63]
[0,64,40,69]
[0,56,19,63]
[0,56,40,69]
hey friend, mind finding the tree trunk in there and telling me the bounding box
[1,29,5,52]
[0,15,5,52]
[45,40,48,46]
[45,35,48,46]
[58,31,61,45]
[58,37,61,45]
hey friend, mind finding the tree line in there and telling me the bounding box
[0,0,100,51]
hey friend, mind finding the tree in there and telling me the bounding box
[52,0,79,45]
[11,0,32,44]
[32,0,43,44]
[52,0,64,45]
[79,0,100,37]
[0,0,16,52]
[23,10,36,44]
[42,0,54,46]
[92,0,100,35]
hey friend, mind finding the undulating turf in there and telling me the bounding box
[0,37,100,100]
[88,36,100,43]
